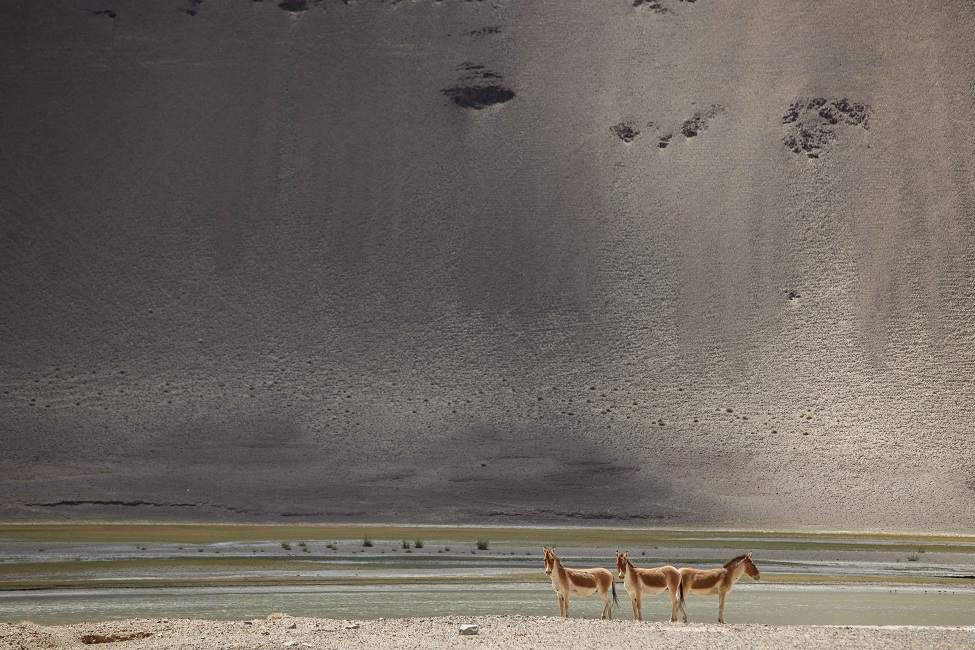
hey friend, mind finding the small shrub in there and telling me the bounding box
[444,547,451,552]
[281,542,292,551]
[906,551,920,562]
[402,540,411,549]
[326,543,337,550]
[414,540,424,549]
[362,537,373,547]
[476,540,489,550]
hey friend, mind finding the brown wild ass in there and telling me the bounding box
[677,553,760,623]
[615,551,683,621]
[542,547,617,619]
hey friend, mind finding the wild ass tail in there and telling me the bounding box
[611,579,618,605]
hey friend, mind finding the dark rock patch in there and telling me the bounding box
[278,0,308,11]
[467,25,502,37]
[657,133,673,148]
[457,61,503,81]
[610,121,640,143]
[782,97,870,158]
[443,85,515,109]
[634,0,696,11]
[680,104,724,138]
[81,632,152,645]
[443,63,514,109]
[633,0,668,12]
[91,9,117,18]
[27,499,197,508]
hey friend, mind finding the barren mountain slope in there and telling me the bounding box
[1,0,974,531]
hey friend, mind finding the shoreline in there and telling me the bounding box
[4,521,975,540]
[4,523,975,547]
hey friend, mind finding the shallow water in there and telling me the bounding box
[3,583,975,626]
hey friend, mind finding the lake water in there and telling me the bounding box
[3,583,974,626]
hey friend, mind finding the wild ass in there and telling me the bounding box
[542,547,617,619]
[615,550,683,621]
[677,552,760,623]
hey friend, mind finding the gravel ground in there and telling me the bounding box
[3,616,975,649]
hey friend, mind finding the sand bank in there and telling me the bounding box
[4,616,975,649]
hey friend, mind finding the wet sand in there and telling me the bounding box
[4,583,975,628]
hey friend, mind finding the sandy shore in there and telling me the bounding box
[4,616,975,649]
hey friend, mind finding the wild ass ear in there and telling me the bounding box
[746,552,752,558]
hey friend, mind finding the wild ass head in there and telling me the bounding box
[615,550,629,580]
[543,547,558,575]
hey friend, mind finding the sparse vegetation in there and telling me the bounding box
[907,551,920,562]
[280,542,291,551]
[362,537,373,547]
[414,540,424,549]
[476,540,489,550]
[402,540,410,549]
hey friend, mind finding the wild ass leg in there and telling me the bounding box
[631,596,639,621]
[718,590,726,624]
[669,591,679,622]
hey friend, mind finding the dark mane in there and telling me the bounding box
[723,554,749,568]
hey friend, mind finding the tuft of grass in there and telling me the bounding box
[280,542,292,551]
[414,540,424,549]
[907,551,920,562]
[326,543,337,550]
[476,540,489,551]
[402,540,410,549]
[362,537,373,547]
